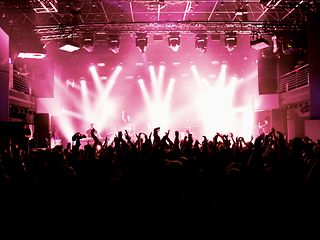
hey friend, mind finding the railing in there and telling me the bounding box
[279,64,309,93]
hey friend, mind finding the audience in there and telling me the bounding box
[0,127,319,230]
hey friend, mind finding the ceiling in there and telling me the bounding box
[0,0,319,44]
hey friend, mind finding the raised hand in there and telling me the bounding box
[125,129,131,141]
[165,129,170,138]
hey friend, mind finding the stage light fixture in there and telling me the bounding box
[168,32,181,52]
[17,38,47,59]
[82,34,95,53]
[17,52,46,59]
[225,32,237,52]
[135,33,148,53]
[272,35,279,53]
[83,39,94,53]
[17,46,46,59]
[250,37,270,51]
[195,34,208,53]
[108,35,120,54]
[59,39,80,52]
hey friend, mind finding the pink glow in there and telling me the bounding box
[138,79,151,104]
[56,114,75,141]
[61,108,84,120]
[191,65,254,139]
[80,79,92,124]
[42,35,260,143]
[93,66,122,124]
[89,65,103,93]
[49,75,77,141]
[138,71,175,130]
[158,64,165,88]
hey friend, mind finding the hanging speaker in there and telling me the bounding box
[258,57,278,94]
[31,59,54,98]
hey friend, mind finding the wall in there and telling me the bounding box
[0,27,9,121]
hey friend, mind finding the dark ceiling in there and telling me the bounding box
[0,0,319,45]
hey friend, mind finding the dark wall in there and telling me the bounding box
[0,27,9,72]
[0,27,9,121]
[0,122,24,143]
[35,113,51,148]
[308,13,320,119]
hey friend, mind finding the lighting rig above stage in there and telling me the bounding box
[1,1,318,43]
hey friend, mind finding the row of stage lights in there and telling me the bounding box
[135,32,271,53]
[58,32,244,54]
[17,32,270,59]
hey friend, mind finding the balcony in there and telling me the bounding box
[279,64,310,108]
[279,64,309,93]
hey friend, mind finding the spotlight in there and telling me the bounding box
[79,77,86,84]
[17,39,47,59]
[82,37,94,53]
[89,65,96,72]
[272,35,279,53]
[250,36,270,51]
[66,79,75,88]
[59,39,80,52]
[82,32,94,53]
[135,33,148,53]
[195,34,208,53]
[17,49,46,59]
[168,32,181,52]
[225,32,237,52]
[108,35,120,54]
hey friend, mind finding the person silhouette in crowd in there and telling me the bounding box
[22,123,31,155]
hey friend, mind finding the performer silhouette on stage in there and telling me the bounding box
[85,123,101,138]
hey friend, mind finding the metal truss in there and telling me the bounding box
[0,0,318,42]
[34,20,305,41]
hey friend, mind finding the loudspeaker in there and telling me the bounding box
[258,58,278,94]
[35,113,51,148]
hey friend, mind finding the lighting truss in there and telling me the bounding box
[34,21,305,42]
[32,0,58,13]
